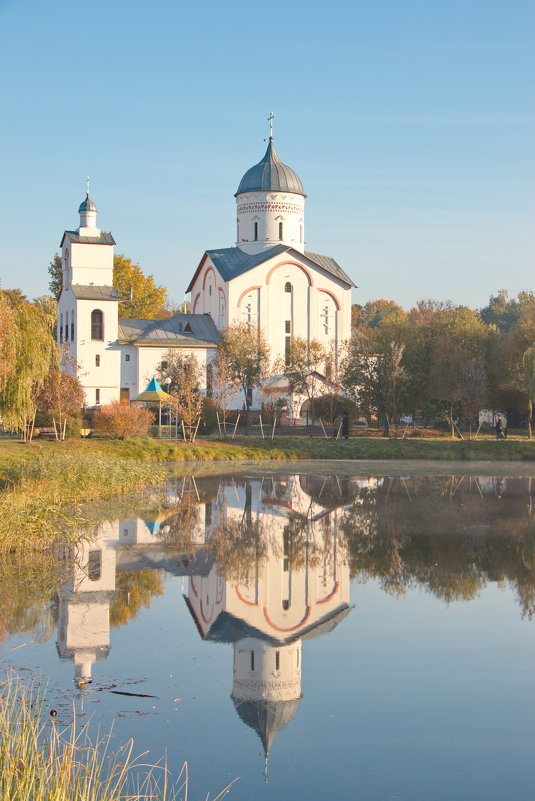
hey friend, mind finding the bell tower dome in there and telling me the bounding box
[235,117,306,255]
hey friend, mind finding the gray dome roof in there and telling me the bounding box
[235,139,306,197]
[232,697,302,754]
[78,193,97,213]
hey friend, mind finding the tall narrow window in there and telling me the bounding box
[254,222,258,241]
[95,389,100,405]
[285,320,291,334]
[87,551,102,581]
[279,222,283,240]
[95,354,100,367]
[275,652,280,670]
[59,314,63,342]
[300,224,303,242]
[91,309,104,340]
[285,282,292,293]
[206,363,213,397]
[250,651,255,671]
[70,313,74,341]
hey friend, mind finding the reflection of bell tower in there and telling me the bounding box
[56,523,118,683]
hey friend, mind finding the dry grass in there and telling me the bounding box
[0,675,237,801]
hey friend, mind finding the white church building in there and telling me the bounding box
[57,132,355,412]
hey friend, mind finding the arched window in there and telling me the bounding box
[279,222,283,240]
[70,311,74,341]
[285,282,292,293]
[91,309,104,340]
[254,222,258,241]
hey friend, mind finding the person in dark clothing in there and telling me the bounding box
[496,418,505,439]
[341,412,350,439]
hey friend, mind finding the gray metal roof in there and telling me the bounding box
[236,139,306,197]
[118,312,220,347]
[60,230,115,247]
[78,193,97,213]
[71,284,120,300]
[232,696,302,755]
[188,245,355,289]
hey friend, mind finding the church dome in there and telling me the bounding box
[78,193,97,213]
[236,139,306,197]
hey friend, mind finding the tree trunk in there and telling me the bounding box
[450,404,455,438]
[528,398,532,440]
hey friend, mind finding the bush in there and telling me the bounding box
[199,396,218,434]
[93,402,154,439]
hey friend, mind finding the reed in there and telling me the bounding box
[0,452,166,553]
[0,676,236,801]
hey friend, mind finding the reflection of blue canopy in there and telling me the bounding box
[145,520,160,536]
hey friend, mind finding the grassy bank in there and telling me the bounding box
[0,676,234,801]
[0,451,166,553]
[3,435,535,478]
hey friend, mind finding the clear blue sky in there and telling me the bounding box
[0,0,533,310]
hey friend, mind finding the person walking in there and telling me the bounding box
[341,412,350,440]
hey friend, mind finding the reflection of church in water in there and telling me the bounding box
[56,472,354,768]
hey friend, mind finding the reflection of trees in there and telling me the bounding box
[0,554,65,641]
[341,476,535,613]
[212,484,270,580]
[109,570,165,628]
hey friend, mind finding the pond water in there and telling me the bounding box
[2,462,535,801]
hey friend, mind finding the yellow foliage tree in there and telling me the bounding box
[113,254,168,318]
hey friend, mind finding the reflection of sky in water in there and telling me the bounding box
[2,468,535,801]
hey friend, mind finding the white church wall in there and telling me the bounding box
[135,346,214,397]
[67,242,114,287]
[236,191,305,255]
[74,299,120,407]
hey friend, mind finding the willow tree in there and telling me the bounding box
[0,293,15,390]
[522,347,535,439]
[0,296,58,439]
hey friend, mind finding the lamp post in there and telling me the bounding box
[164,377,173,437]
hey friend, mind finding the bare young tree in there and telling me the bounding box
[276,337,327,425]
[217,322,270,432]
[157,351,204,441]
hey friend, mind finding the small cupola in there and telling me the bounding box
[78,192,98,231]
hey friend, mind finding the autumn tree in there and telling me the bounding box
[522,347,535,439]
[217,322,270,431]
[113,254,168,318]
[0,293,58,439]
[278,337,327,425]
[343,331,406,436]
[156,351,204,441]
[35,354,85,439]
[48,253,63,299]
[0,293,15,390]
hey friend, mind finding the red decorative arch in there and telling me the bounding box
[235,584,258,606]
[263,605,311,633]
[203,266,216,290]
[193,292,201,313]
[237,285,261,309]
[266,260,314,287]
[317,581,339,604]
[318,288,341,310]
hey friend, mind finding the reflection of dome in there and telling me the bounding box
[236,139,305,197]
[232,697,302,755]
